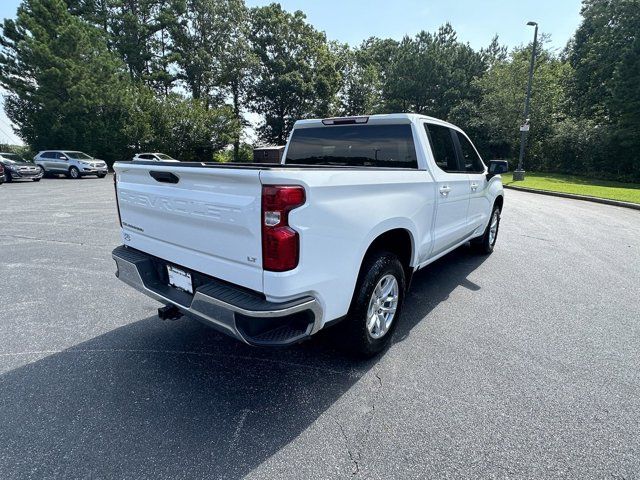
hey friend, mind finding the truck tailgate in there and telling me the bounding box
[114,163,264,292]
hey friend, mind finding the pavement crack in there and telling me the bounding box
[519,233,553,243]
[365,368,384,431]
[374,370,383,387]
[333,417,360,476]
[340,367,385,477]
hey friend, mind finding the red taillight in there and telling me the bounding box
[262,185,305,271]
[114,173,122,227]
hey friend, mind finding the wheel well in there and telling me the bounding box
[494,195,504,211]
[363,229,414,285]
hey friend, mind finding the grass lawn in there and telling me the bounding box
[502,172,640,205]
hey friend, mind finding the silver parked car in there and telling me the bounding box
[34,150,108,179]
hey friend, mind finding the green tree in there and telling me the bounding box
[458,43,571,169]
[144,94,240,161]
[66,0,110,33]
[567,0,640,179]
[68,0,179,94]
[609,33,640,178]
[170,0,234,104]
[108,0,177,90]
[249,4,341,144]
[480,35,508,69]
[212,142,253,162]
[382,24,485,118]
[568,0,640,119]
[215,0,257,160]
[0,0,139,164]
[339,42,384,115]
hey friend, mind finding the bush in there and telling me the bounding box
[538,118,633,181]
[212,143,254,163]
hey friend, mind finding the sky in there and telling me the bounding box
[0,0,584,146]
[245,0,583,52]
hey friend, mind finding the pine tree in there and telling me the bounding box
[0,0,137,163]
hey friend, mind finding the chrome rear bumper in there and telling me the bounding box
[112,245,322,346]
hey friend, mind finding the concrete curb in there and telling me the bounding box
[504,185,640,211]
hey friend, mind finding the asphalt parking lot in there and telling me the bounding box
[1,175,639,479]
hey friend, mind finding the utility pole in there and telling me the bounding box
[513,21,538,181]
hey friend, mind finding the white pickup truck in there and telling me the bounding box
[112,114,507,356]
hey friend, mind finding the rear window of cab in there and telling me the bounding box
[285,124,418,169]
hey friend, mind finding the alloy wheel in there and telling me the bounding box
[366,274,399,339]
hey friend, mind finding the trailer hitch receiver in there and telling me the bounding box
[158,304,183,321]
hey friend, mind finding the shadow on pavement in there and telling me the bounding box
[395,245,488,342]
[0,245,488,478]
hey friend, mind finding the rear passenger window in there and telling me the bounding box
[457,132,485,173]
[285,124,418,169]
[41,152,53,158]
[425,124,460,173]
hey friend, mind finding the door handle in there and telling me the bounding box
[471,182,478,191]
[439,185,451,197]
[149,171,180,184]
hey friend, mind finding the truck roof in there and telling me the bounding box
[293,113,458,129]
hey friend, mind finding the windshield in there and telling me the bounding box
[155,153,174,160]
[64,151,93,160]
[285,124,418,169]
[0,153,27,164]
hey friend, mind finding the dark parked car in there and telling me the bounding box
[0,152,43,182]
[0,162,5,184]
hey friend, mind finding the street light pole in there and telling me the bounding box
[513,21,538,181]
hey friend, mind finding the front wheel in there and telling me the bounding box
[97,173,106,178]
[472,205,501,254]
[32,178,41,182]
[68,166,80,179]
[340,251,406,357]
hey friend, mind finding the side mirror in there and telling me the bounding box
[487,160,509,179]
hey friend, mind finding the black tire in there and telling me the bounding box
[97,173,107,178]
[5,172,12,183]
[68,166,80,179]
[32,178,41,182]
[472,204,501,254]
[340,251,406,357]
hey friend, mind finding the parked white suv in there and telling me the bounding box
[132,153,179,162]
[112,114,507,356]
[34,150,108,179]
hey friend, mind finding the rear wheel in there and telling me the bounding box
[5,172,12,183]
[32,178,41,182]
[97,173,106,178]
[68,166,80,179]
[339,251,405,357]
[472,204,501,254]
